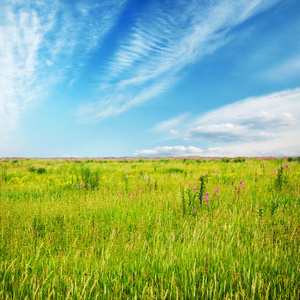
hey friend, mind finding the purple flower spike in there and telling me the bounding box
[206,193,209,197]
[87,184,90,188]
[206,199,209,203]
[239,180,243,185]
[194,188,197,191]
[202,195,205,200]
[215,188,219,193]
[199,177,202,181]
[286,164,289,169]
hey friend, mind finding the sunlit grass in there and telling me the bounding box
[0,157,299,299]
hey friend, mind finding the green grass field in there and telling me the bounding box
[0,157,299,299]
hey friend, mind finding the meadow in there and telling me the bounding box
[0,157,299,299]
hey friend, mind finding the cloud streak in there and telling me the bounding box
[260,55,300,83]
[78,0,280,122]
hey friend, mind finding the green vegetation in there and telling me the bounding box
[0,157,299,299]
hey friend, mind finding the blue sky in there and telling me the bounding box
[1,0,300,158]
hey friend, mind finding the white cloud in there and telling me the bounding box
[145,88,300,157]
[61,154,78,158]
[135,146,204,157]
[134,132,300,157]
[186,123,276,142]
[78,0,280,122]
[157,88,300,141]
[215,131,300,157]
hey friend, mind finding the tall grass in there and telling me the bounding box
[0,157,299,299]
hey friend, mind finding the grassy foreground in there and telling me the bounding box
[0,157,299,299]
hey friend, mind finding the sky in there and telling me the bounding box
[1,0,300,158]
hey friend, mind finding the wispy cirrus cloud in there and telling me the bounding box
[78,0,280,122]
[0,0,126,135]
[139,88,300,157]
[260,55,300,83]
[151,113,190,133]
